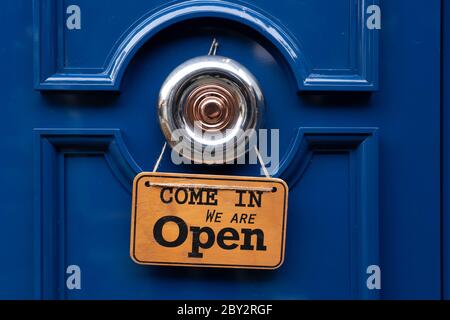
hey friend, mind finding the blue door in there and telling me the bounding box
[0,0,443,299]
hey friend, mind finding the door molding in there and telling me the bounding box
[33,0,379,92]
[33,127,379,299]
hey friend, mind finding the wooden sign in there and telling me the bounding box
[130,172,288,269]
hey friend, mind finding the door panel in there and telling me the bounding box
[0,0,442,299]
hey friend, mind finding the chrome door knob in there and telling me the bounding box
[158,55,264,164]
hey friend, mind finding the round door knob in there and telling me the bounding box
[158,55,264,164]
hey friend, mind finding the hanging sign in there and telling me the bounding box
[130,172,288,269]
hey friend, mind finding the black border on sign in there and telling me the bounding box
[131,174,288,269]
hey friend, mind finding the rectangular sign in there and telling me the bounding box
[130,172,288,269]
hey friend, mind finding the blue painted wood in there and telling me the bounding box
[33,128,379,299]
[33,0,379,91]
[277,128,379,299]
[33,129,141,299]
[0,0,442,299]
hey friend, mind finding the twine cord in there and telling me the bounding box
[152,142,167,172]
